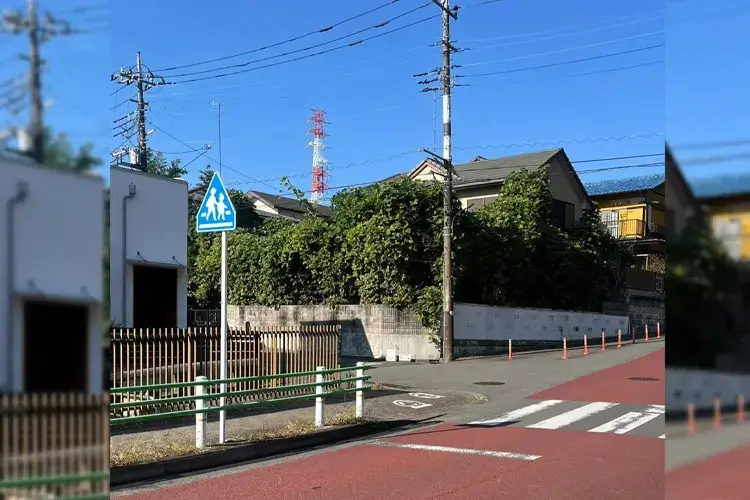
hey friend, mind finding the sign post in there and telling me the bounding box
[196,172,236,444]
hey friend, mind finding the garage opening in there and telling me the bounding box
[133,264,177,328]
[24,300,88,392]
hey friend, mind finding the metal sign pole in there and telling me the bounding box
[219,230,228,444]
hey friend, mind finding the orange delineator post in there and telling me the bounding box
[583,335,589,356]
[739,394,745,423]
[645,324,649,342]
[508,339,513,360]
[687,403,696,434]
[617,329,622,348]
[657,322,661,339]
[562,338,568,360]
[601,330,606,351]
[714,398,722,429]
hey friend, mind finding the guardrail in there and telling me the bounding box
[110,363,371,449]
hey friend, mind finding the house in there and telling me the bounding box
[187,186,331,222]
[689,168,750,262]
[666,145,699,236]
[393,148,593,229]
[583,173,666,271]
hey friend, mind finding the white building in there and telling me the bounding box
[109,166,188,328]
[0,151,105,393]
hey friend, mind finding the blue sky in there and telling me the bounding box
[0,0,746,196]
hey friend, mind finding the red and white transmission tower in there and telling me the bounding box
[308,109,329,203]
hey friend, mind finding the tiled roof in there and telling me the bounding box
[583,173,665,196]
[247,190,333,217]
[453,149,561,186]
[689,172,750,200]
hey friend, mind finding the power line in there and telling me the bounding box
[154,0,408,72]
[168,15,438,84]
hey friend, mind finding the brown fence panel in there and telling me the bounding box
[0,393,109,499]
[110,325,341,416]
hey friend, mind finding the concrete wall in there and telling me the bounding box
[0,155,104,392]
[666,368,750,412]
[227,304,440,361]
[109,167,188,327]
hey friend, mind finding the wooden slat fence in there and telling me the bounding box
[110,325,341,418]
[0,393,109,499]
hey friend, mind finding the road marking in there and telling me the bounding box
[658,434,665,439]
[371,441,541,461]
[646,404,665,414]
[588,410,662,434]
[408,392,444,399]
[467,400,564,426]
[393,400,432,409]
[527,402,618,430]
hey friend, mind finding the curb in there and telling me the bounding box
[111,419,416,488]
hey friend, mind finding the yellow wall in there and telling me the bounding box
[705,200,750,260]
[599,203,646,238]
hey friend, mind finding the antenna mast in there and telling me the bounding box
[308,109,329,203]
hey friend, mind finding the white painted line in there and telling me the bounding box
[372,441,541,461]
[613,411,661,434]
[408,392,444,399]
[658,434,665,439]
[393,400,432,409]
[588,411,647,434]
[467,400,564,426]
[527,402,618,430]
[646,404,665,414]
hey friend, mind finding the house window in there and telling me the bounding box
[465,195,498,212]
[712,218,742,259]
[551,199,575,229]
[600,209,620,238]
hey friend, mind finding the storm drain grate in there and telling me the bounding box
[473,381,506,386]
[628,376,660,382]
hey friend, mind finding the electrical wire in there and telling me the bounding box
[168,15,438,84]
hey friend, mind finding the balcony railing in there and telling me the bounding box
[603,219,666,240]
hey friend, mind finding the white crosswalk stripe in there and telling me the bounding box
[467,399,665,438]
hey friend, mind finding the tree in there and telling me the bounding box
[198,164,214,186]
[146,149,188,178]
[42,128,102,172]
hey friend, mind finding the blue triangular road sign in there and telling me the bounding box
[196,172,236,233]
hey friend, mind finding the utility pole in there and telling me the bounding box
[136,52,148,170]
[2,0,78,162]
[111,52,167,171]
[430,0,459,362]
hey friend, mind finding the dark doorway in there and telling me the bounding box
[133,265,178,328]
[24,300,88,392]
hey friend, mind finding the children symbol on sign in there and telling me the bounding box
[217,193,228,221]
[203,188,218,221]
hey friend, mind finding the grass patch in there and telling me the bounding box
[110,410,367,468]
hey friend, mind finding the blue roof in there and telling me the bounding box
[583,173,665,196]
[689,173,750,199]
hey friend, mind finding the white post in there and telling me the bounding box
[195,376,208,449]
[315,366,325,428]
[355,362,365,419]
[218,231,228,444]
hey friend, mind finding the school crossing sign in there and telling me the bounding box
[196,172,237,233]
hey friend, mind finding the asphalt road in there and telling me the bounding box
[114,343,666,499]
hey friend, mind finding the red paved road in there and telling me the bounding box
[530,349,665,405]
[119,424,662,500]
[666,444,750,500]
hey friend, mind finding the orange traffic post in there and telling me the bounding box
[617,329,622,348]
[562,337,568,360]
[583,335,589,356]
[645,324,649,342]
[508,339,513,360]
[657,322,661,339]
[687,403,696,434]
[739,394,745,424]
[714,398,722,429]
[601,330,606,351]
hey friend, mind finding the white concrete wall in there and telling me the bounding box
[109,167,188,327]
[0,155,105,392]
[666,368,750,411]
[454,302,630,342]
